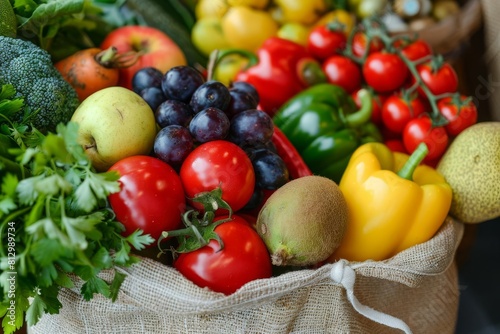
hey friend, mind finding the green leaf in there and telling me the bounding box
[91,247,112,270]
[34,173,73,196]
[0,197,16,214]
[57,122,88,164]
[73,177,96,213]
[38,264,59,287]
[80,276,110,301]
[54,271,74,289]
[113,241,131,266]
[26,294,46,326]
[42,133,73,165]
[109,270,126,302]
[21,0,85,27]
[16,174,43,205]
[31,239,68,266]
[126,229,154,251]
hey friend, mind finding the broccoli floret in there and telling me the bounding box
[0,36,80,133]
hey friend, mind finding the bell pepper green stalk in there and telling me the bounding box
[273,83,382,183]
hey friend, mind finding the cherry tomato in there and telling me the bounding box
[174,214,272,295]
[307,24,347,60]
[322,55,362,93]
[402,115,449,162]
[108,155,186,241]
[180,140,255,212]
[362,52,409,93]
[437,95,478,136]
[381,94,427,133]
[416,61,458,96]
[351,32,384,57]
[384,139,407,154]
[351,88,387,125]
[400,39,433,61]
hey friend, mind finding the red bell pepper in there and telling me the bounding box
[216,37,326,116]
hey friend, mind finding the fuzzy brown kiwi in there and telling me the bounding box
[256,175,349,266]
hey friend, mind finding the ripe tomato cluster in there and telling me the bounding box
[106,139,273,295]
[306,21,478,165]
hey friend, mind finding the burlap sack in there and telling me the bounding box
[29,217,463,334]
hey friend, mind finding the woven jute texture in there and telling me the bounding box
[30,218,463,334]
[481,0,500,120]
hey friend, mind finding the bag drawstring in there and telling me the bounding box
[330,260,413,334]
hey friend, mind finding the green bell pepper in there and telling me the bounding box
[273,83,382,183]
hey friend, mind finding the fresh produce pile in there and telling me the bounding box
[1,1,499,333]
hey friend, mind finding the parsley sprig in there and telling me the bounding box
[0,121,154,334]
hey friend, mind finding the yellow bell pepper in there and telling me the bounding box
[329,142,452,262]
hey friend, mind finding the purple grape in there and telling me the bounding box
[155,100,193,128]
[229,109,274,147]
[250,149,289,189]
[225,89,258,119]
[189,80,231,113]
[231,81,259,104]
[140,87,166,111]
[161,66,205,102]
[189,107,230,143]
[154,125,194,166]
[132,67,163,94]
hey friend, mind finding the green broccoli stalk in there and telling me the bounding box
[0,36,80,134]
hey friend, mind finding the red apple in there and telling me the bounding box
[100,25,187,89]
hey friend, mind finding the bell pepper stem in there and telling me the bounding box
[397,143,429,180]
[214,48,260,72]
[345,89,372,128]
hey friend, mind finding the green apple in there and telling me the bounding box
[70,87,157,172]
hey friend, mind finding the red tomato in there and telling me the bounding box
[108,155,186,241]
[402,116,449,162]
[437,95,478,136]
[384,139,407,154]
[362,52,409,93]
[415,62,458,96]
[381,94,427,133]
[351,89,387,125]
[400,39,433,61]
[174,214,272,295]
[322,55,362,93]
[180,140,255,212]
[307,25,347,60]
[351,32,384,57]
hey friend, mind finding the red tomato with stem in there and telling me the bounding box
[307,25,347,60]
[400,39,433,61]
[381,94,427,133]
[363,52,409,93]
[180,140,255,212]
[322,55,362,93]
[437,95,478,136]
[174,214,272,295]
[351,32,384,57]
[415,61,458,96]
[403,115,449,162]
[108,155,186,242]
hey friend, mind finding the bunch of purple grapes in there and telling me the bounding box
[132,65,289,208]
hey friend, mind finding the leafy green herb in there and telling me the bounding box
[0,121,154,334]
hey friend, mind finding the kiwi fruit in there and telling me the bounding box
[255,175,349,266]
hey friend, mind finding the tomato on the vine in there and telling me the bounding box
[322,55,362,93]
[381,94,427,133]
[415,61,458,96]
[362,52,409,93]
[351,32,384,57]
[400,39,433,61]
[174,214,272,295]
[180,140,255,212]
[402,115,449,162]
[437,95,478,136]
[307,24,347,60]
[108,155,186,241]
